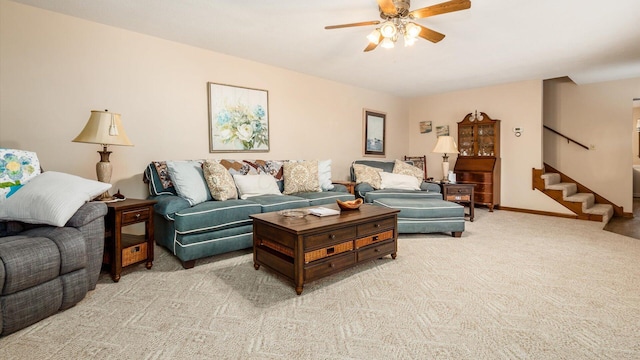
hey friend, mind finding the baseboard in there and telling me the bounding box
[497,206,578,219]
[499,206,633,219]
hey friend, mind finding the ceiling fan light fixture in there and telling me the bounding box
[367,29,381,44]
[379,21,397,38]
[381,37,395,49]
[405,22,421,38]
[403,34,416,46]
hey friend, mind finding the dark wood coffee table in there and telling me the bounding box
[251,204,399,295]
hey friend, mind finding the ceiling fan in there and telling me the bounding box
[325,0,471,52]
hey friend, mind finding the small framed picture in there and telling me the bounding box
[420,121,432,133]
[436,125,450,137]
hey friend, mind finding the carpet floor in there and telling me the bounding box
[1,209,639,359]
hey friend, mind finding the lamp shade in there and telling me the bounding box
[72,110,133,146]
[432,136,459,154]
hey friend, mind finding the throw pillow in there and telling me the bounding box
[283,160,321,195]
[392,159,424,183]
[379,172,422,190]
[202,160,238,201]
[233,174,282,199]
[318,159,335,191]
[166,160,212,206]
[353,163,383,189]
[0,171,111,227]
[0,149,41,202]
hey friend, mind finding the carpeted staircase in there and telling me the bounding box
[540,172,614,223]
[532,164,621,224]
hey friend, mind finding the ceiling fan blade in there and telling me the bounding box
[364,33,384,52]
[410,0,471,19]
[325,20,380,30]
[377,0,397,15]
[416,24,446,43]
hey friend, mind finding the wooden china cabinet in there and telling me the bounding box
[453,112,501,211]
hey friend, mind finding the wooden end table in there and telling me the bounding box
[332,180,356,195]
[104,198,156,282]
[442,183,476,222]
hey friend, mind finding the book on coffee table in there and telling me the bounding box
[309,207,340,217]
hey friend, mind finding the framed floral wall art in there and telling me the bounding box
[208,82,269,152]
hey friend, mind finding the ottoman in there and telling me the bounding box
[372,198,465,237]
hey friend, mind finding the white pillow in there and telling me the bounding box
[318,159,335,191]
[0,171,111,227]
[166,160,211,206]
[379,172,421,190]
[233,174,283,199]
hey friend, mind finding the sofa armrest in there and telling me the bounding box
[329,183,348,193]
[152,194,191,217]
[421,182,441,193]
[65,202,108,228]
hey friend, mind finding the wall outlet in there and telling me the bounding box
[590,144,596,150]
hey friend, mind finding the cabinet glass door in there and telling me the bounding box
[458,125,475,156]
[477,124,495,156]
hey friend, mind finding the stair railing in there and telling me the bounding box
[543,125,589,150]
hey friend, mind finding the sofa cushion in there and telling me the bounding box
[363,189,443,203]
[379,172,421,190]
[283,160,321,195]
[0,235,61,294]
[233,174,282,199]
[392,159,424,183]
[166,160,211,206]
[0,171,111,227]
[173,200,261,234]
[353,164,383,189]
[202,160,238,201]
[247,194,310,213]
[373,197,464,219]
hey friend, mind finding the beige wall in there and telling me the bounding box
[2,1,637,215]
[0,1,408,199]
[408,81,571,214]
[544,77,640,212]
[633,104,640,165]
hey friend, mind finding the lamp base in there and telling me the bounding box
[441,159,450,183]
[95,147,113,201]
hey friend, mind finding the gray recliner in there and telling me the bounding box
[0,202,107,336]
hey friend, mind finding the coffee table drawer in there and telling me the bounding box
[357,240,395,262]
[355,230,394,249]
[305,252,355,281]
[357,217,395,237]
[304,227,356,249]
[305,240,353,263]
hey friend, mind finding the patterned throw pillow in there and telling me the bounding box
[353,164,383,189]
[202,160,238,201]
[0,149,41,202]
[283,160,321,195]
[392,159,424,183]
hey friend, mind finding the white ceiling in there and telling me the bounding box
[10,0,640,98]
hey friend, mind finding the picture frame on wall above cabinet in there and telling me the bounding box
[363,109,386,157]
[208,82,269,153]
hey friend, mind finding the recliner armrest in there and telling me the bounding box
[65,202,108,228]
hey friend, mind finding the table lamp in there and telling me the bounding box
[73,110,133,201]
[432,135,459,183]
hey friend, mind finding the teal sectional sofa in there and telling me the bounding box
[145,159,354,268]
[350,160,465,236]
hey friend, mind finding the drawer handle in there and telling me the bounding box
[374,248,381,253]
[329,234,336,239]
[135,213,141,219]
[372,235,379,241]
[329,262,335,268]
[326,247,335,255]
[374,223,380,228]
